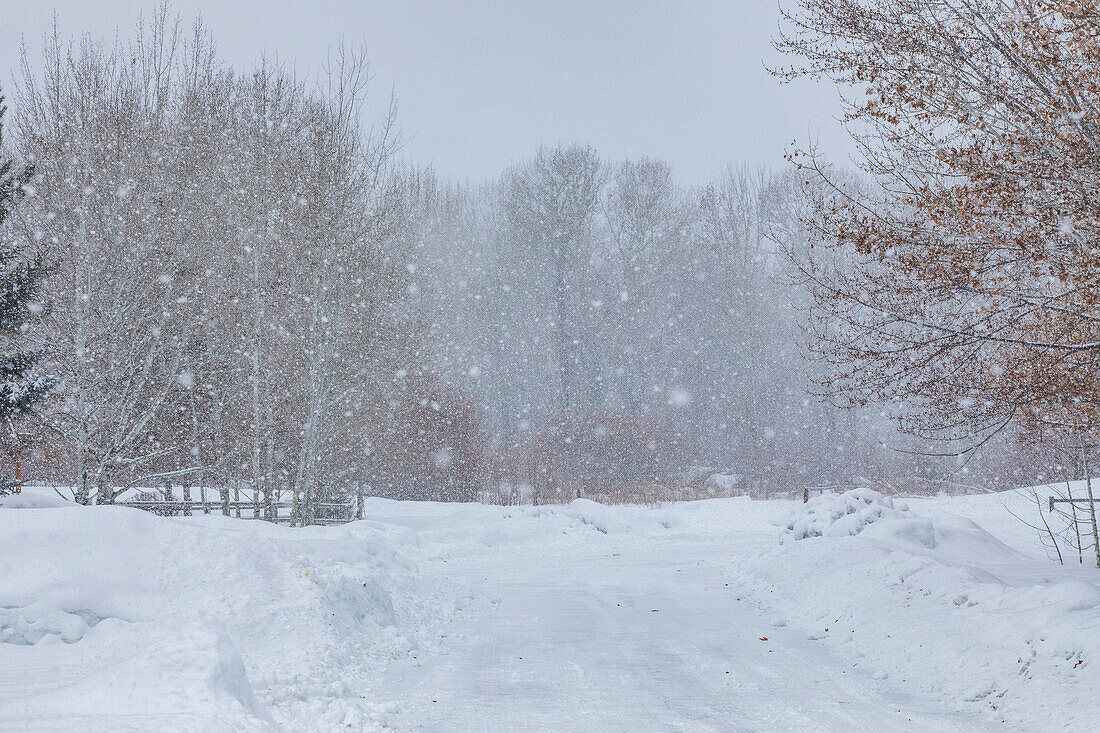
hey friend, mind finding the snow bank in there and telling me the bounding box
[0,489,70,509]
[782,487,912,540]
[0,502,417,731]
[6,490,1097,730]
[740,490,1100,729]
[558,498,678,534]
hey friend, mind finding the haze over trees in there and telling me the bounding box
[0,6,1061,522]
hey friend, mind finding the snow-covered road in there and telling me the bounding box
[3,491,1097,731]
[374,513,986,732]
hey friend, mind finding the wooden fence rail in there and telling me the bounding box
[114,499,358,524]
[1049,497,1100,512]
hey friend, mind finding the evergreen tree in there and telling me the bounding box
[0,86,52,496]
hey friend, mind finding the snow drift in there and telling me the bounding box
[781,487,912,540]
[743,490,1100,730]
[0,498,417,730]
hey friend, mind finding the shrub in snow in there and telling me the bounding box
[783,488,911,541]
[516,408,676,504]
[365,372,490,503]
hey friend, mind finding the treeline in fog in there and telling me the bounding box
[0,12,1040,521]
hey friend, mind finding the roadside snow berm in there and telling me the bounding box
[782,488,912,541]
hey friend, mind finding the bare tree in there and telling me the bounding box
[289,46,401,525]
[774,1,1100,458]
[14,17,203,503]
[503,145,606,409]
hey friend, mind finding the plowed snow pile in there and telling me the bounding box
[0,500,424,731]
[782,487,912,540]
[742,488,1100,730]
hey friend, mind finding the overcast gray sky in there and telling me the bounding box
[1,0,851,185]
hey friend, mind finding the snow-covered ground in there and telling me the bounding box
[2,488,1097,731]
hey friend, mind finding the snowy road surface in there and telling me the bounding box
[3,491,1096,731]
[379,524,985,732]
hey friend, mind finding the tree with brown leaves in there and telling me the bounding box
[775,0,1100,454]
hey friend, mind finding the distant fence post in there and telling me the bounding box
[183,483,192,516]
[803,487,809,503]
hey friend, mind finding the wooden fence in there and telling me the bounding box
[1049,496,1100,512]
[115,497,359,525]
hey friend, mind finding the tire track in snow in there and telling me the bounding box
[375,532,995,732]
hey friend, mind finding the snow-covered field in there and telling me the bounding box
[2,488,1097,731]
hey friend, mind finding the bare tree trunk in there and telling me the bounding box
[212,403,230,516]
[1068,479,1084,564]
[248,236,269,520]
[1035,488,1063,565]
[1084,450,1100,569]
[552,253,573,409]
[96,471,111,505]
